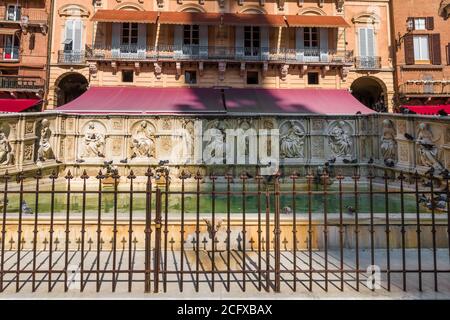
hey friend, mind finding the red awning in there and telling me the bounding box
[285,15,350,28]
[0,99,41,113]
[91,10,159,23]
[158,12,222,25]
[56,87,373,115]
[55,87,226,114]
[402,105,450,115]
[224,89,373,115]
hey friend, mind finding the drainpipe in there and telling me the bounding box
[43,0,55,110]
[388,0,399,112]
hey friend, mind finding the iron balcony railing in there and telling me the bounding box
[0,47,19,61]
[0,75,44,91]
[85,44,354,64]
[399,81,450,97]
[57,50,86,64]
[354,56,382,69]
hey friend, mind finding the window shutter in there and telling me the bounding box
[407,17,414,30]
[367,28,375,57]
[404,34,415,65]
[295,27,304,62]
[199,25,208,58]
[137,23,147,59]
[359,28,367,56]
[447,43,450,65]
[111,23,120,58]
[319,28,328,61]
[260,26,269,60]
[235,26,244,58]
[73,20,82,52]
[64,20,73,47]
[174,25,183,57]
[431,34,441,65]
[425,17,434,30]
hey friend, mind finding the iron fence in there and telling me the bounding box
[0,167,449,294]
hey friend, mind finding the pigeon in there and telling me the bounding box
[75,159,85,163]
[21,200,33,215]
[356,111,362,115]
[437,109,448,117]
[325,161,330,167]
[420,143,434,150]
[404,133,415,141]
[440,169,449,178]
[283,206,292,215]
[120,158,128,164]
[368,158,374,164]
[343,159,351,164]
[384,159,395,167]
[423,180,433,188]
[400,107,416,115]
[346,205,356,214]
[158,160,169,166]
[434,193,448,202]
[425,167,435,176]
[329,157,336,164]
[103,160,113,167]
[418,194,429,204]
[350,159,358,164]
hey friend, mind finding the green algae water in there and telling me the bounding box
[0,181,430,216]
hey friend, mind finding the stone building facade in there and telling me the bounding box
[46,0,395,111]
[392,0,450,108]
[0,0,49,108]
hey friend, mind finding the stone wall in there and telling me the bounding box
[0,112,448,178]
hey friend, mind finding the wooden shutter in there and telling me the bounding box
[367,28,375,56]
[235,26,244,58]
[295,27,304,61]
[425,17,434,30]
[64,20,73,47]
[199,25,208,58]
[407,17,414,30]
[173,25,183,57]
[447,43,450,65]
[430,34,441,65]
[359,28,367,56]
[137,23,147,58]
[111,23,120,58]
[404,34,415,65]
[260,26,269,59]
[73,20,82,52]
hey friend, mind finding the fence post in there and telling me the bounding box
[274,173,281,293]
[153,188,162,293]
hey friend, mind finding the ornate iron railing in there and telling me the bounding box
[0,75,44,91]
[354,56,382,69]
[57,50,86,64]
[399,81,450,96]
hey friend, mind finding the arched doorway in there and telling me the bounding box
[350,77,387,112]
[56,73,88,107]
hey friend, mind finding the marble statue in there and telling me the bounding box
[178,119,194,163]
[131,121,154,159]
[416,123,443,170]
[380,119,396,162]
[280,121,305,158]
[0,129,13,166]
[329,121,352,157]
[37,119,54,162]
[82,122,105,158]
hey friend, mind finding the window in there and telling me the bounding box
[121,23,138,52]
[414,18,426,30]
[185,71,197,84]
[63,19,83,52]
[183,25,199,55]
[244,26,260,56]
[122,70,134,83]
[6,4,21,21]
[304,27,319,49]
[413,35,430,62]
[307,72,319,85]
[358,28,375,57]
[3,35,19,60]
[246,71,259,85]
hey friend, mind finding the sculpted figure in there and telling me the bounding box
[280,121,305,158]
[37,119,54,162]
[380,119,396,162]
[178,120,194,163]
[82,122,105,158]
[416,123,443,170]
[0,130,13,165]
[131,121,154,158]
[329,121,352,157]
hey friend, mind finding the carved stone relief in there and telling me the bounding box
[79,121,106,160]
[380,119,396,162]
[130,121,155,159]
[37,119,55,162]
[327,121,353,157]
[279,120,306,158]
[416,122,444,170]
[0,124,14,166]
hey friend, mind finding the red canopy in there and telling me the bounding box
[56,87,374,115]
[224,88,373,115]
[56,87,226,114]
[402,105,450,115]
[0,99,41,113]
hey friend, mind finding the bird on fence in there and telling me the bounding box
[283,206,292,215]
[0,198,8,211]
[158,160,169,166]
[346,205,356,215]
[368,158,374,164]
[103,160,113,167]
[21,200,33,215]
[329,157,336,164]
[404,133,415,141]
[384,159,395,167]
[437,109,448,117]
[119,158,128,164]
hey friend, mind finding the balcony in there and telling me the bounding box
[86,44,354,65]
[354,56,382,69]
[399,81,450,98]
[0,75,44,92]
[58,50,86,65]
